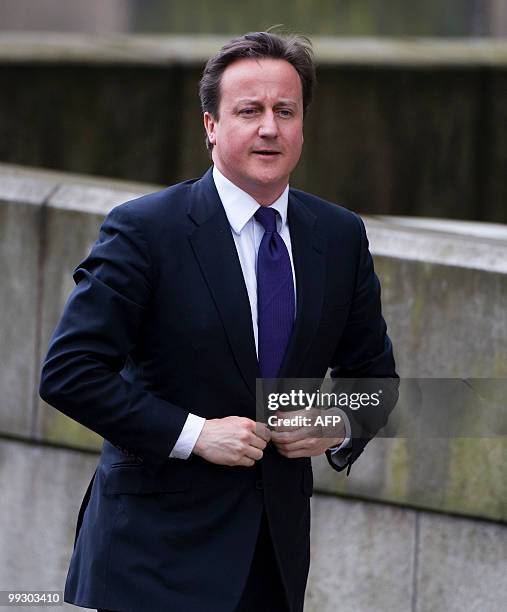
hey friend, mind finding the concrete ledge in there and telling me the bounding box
[367,216,507,274]
[0,160,162,192]
[0,34,507,67]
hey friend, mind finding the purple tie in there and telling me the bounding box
[255,207,295,379]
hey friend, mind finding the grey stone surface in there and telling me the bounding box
[314,440,403,503]
[50,183,147,215]
[313,436,507,523]
[313,216,507,522]
[365,216,507,274]
[0,437,97,611]
[0,173,55,205]
[0,160,161,193]
[305,492,507,612]
[362,216,507,381]
[305,494,415,612]
[0,436,505,612]
[0,175,52,438]
[373,215,507,242]
[373,255,507,380]
[415,512,507,612]
[0,34,506,66]
[314,37,507,66]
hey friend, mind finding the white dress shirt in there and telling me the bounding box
[169,166,351,466]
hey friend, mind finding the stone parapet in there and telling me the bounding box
[0,163,505,521]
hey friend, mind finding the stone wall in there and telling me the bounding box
[0,164,505,610]
[1,437,505,612]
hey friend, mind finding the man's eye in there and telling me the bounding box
[278,109,293,117]
[239,108,257,116]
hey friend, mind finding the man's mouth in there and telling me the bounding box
[253,150,281,156]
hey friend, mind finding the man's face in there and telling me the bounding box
[204,58,304,205]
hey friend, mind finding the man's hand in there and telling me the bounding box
[270,409,345,459]
[193,416,271,467]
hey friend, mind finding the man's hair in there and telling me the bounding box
[199,31,316,151]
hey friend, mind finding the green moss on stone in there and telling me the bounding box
[44,408,102,452]
[385,438,409,502]
[445,438,507,522]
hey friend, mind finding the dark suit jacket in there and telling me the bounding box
[39,167,396,612]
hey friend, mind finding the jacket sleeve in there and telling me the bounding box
[326,214,399,474]
[39,204,189,466]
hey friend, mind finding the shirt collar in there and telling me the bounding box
[212,165,289,235]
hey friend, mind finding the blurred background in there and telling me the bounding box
[0,2,506,611]
[0,0,506,220]
[1,0,507,36]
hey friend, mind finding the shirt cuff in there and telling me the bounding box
[168,413,206,459]
[327,409,352,467]
[327,409,351,451]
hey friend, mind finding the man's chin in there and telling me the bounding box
[247,164,289,186]
[248,173,287,191]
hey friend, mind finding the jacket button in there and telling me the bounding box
[255,479,264,490]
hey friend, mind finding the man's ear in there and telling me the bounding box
[204,112,217,145]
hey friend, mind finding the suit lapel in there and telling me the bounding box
[278,191,327,378]
[187,169,260,398]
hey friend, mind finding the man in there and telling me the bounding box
[40,31,396,612]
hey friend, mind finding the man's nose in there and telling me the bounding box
[258,112,278,138]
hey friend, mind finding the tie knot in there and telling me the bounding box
[254,207,278,233]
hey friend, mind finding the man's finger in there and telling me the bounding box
[273,437,319,452]
[254,422,272,442]
[274,436,344,458]
[244,446,263,462]
[237,456,256,467]
[271,427,312,443]
[249,434,268,451]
